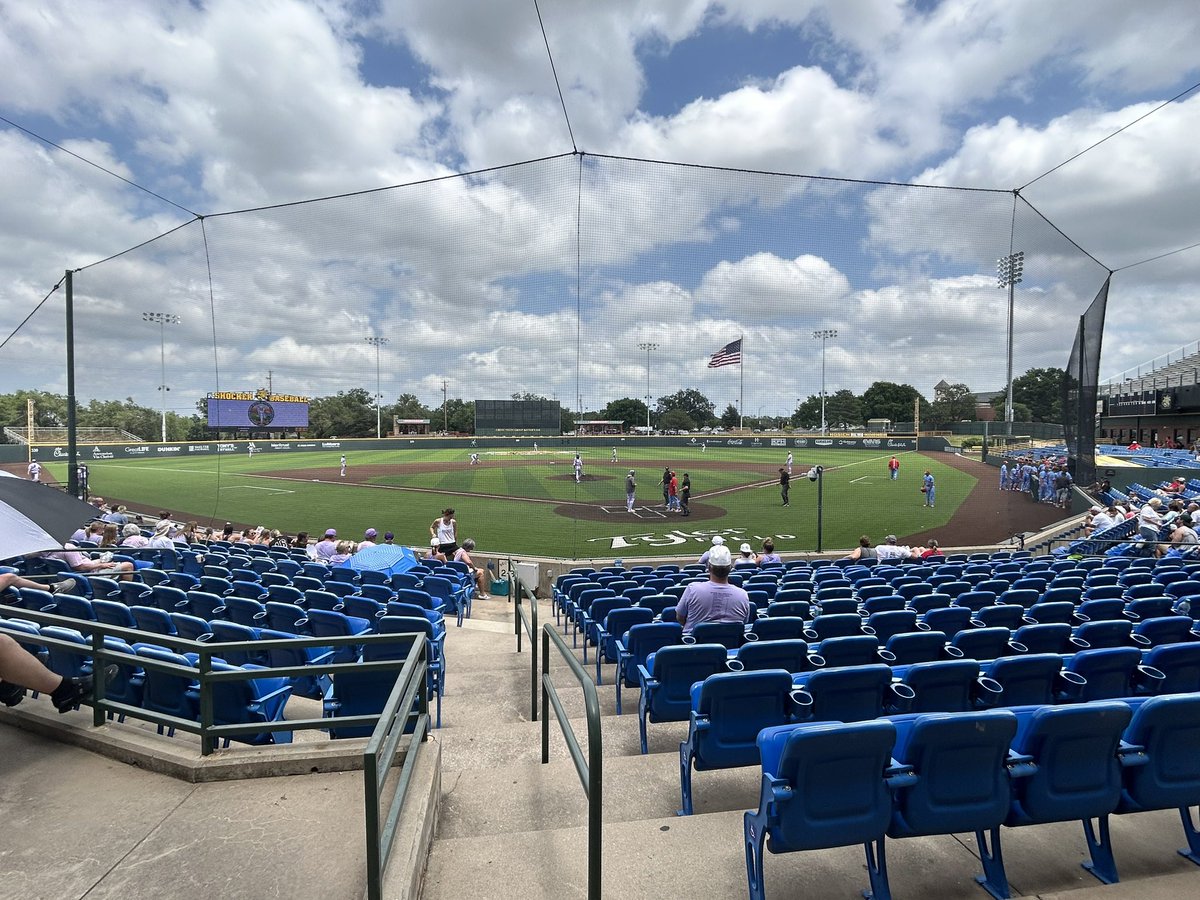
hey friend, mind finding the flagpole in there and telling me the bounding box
[739,332,744,430]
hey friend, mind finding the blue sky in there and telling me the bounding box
[0,0,1198,419]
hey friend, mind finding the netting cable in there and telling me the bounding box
[1113,238,1200,273]
[532,0,578,153]
[0,274,66,352]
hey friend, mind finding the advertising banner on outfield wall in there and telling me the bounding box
[26,433,916,462]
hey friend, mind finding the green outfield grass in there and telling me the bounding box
[48,446,974,559]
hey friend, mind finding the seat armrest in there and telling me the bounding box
[884,761,918,789]
[1116,740,1149,767]
[1005,751,1037,778]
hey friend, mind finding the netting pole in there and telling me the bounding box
[65,270,79,498]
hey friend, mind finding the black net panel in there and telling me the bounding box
[1064,276,1111,488]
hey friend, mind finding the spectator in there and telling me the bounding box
[1137,498,1164,543]
[382,531,395,545]
[425,537,447,564]
[758,538,782,565]
[661,467,671,507]
[314,529,338,562]
[920,539,943,560]
[1090,506,1118,536]
[72,521,105,546]
[779,468,790,507]
[119,523,149,549]
[845,535,877,562]
[1169,515,1199,553]
[0,632,106,713]
[269,530,291,549]
[734,542,758,567]
[675,544,751,634]
[181,521,200,544]
[97,523,120,548]
[47,546,135,580]
[667,471,680,511]
[697,535,725,566]
[680,473,691,517]
[102,505,129,526]
[0,571,77,595]
[292,531,310,550]
[328,541,354,567]
[454,539,490,599]
[875,534,912,562]
[359,528,378,549]
[430,509,458,558]
[147,520,175,549]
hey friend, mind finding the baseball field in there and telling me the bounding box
[39,444,1059,559]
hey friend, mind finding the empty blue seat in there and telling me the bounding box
[690,621,747,650]
[1012,623,1080,655]
[920,606,972,638]
[1124,596,1174,620]
[92,598,138,630]
[885,631,948,667]
[133,644,200,737]
[735,639,815,674]
[818,635,884,668]
[306,608,371,663]
[1075,619,1146,650]
[900,660,1001,713]
[879,710,1020,897]
[169,612,212,642]
[744,719,905,900]
[1025,601,1076,626]
[748,617,806,643]
[987,654,1078,706]
[766,600,810,619]
[976,702,1133,897]
[1077,598,1126,622]
[208,661,292,746]
[1080,694,1200,882]
[866,610,919,644]
[1134,615,1198,647]
[637,643,729,754]
[130,605,176,637]
[973,605,1026,631]
[377,616,445,724]
[794,664,907,723]
[595,606,654,683]
[615,622,682,715]
[954,590,997,612]
[679,669,796,815]
[1065,647,1153,701]
[1144,642,1200,694]
[951,627,1018,661]
[804,613,870,642]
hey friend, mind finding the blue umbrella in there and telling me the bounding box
[341,544,418,577]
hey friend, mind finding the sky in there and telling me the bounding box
[1,0,1199,422]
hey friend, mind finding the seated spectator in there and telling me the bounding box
[697,535,725,566]
[734,542,758,567]
[844,535,876,562]
[919,539,943,560]
[97,523,120,548]
[70,521,105,546]
[102,505,129,526]
[425,538,447,564]
[269,530,291,549]
[119,523,149,549]
[758,539,782,565]
[47,546,135,580]
[359,528,378,549]
[170,525,189,545]
[675,544,751,634]
[1169,515,1199,554]
[146,520,175,549]
[0,632,104,713]
[328,541,355,567]
[313,530,338,562]
[454,539,490,599]
[292,531,309,550]
[382,532,395,545]
[875,534,912,561]
[0,571,77,596]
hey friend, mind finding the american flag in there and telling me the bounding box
[707,338,742,368]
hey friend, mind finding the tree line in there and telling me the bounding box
[0,368,1064,440]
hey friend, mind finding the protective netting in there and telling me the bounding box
[1064,277,1111,488]
[24,153,1114,555]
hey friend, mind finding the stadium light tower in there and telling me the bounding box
[812,329,837,436]
[142,311,180,442]
[997,251,1025,437]
[637,342,659,430]
[365,336,389,438]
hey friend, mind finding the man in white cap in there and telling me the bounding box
[1087,506,1116,536]
[874,534,912,562]
[359,528,378,549]
[697,535,725,566]
[314,529,338,562]
[675,543,751,634]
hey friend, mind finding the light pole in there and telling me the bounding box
[812,329,837,435]
[997,251,1024,437]
[142,312,180,442]
[637,342,659,430]
[365,336,389,438]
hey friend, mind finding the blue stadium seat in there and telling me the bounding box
[951,627,1019,661]
[744,719,904,900]
[306,608,371,663]
[132,644,200,737]
[734,639,815,674]
[973,605,1026,631]
[817,635,884,668]
[1065,647,1154,701]
[169,612,212,643]
[92,598,138,630]
[615,622,681,715]
[182,590,227,620]
[1012,623,1080,655]
[866,610,919,644]
[679,669,796,815]
[595,606,653,683]
[900,660,1001,713]
[987,653,1081,706]
[1025,601,1076,626]
[920,606,972,638]
[637,643,728,754]
[976,702,1133,896]
[1075,619,1147,650]
[1134,615,1199,647]
[884,631,949,667]
[766,600,810,619]
[748,617,806,643]
[690,621,747,650]
[804,613,871,642]
[1143,642,1200,694]
[130,605,176,637]
[794,664,908,723]
[208,660,292,746]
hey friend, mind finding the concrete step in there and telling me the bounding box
[438,752,760,839]
[422,807,1197,900]
[435,710,688,770]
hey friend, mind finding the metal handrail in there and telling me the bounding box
[364,639,429,900]
[540,622,602,900]
[513,569,538,720]
[0,604,420,748]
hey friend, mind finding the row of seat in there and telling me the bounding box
[743,695,1200,898]
[0,612,435,737]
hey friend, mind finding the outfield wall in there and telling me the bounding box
[25,434,917,463]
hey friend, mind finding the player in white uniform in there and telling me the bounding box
[573,453,583,483]
[611,447,618,463]
[27,461,41,482]
[785,451,793,475]
[469,453,480,466]
[339,454,347,477]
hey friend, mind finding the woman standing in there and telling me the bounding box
[431,508,459,558]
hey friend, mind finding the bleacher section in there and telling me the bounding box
[4,425,146,445]
[1100,343,1200,396]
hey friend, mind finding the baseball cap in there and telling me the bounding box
[1090,505,1102,513]
[711,536,725,546]
[739,543,753,554]
[383,532,394,540]
[324,529,336,537]
[365,528,377,538]
[628,469,635,474]
[885,534,897,543]
[430,537,441,547]
[708,544,733,567]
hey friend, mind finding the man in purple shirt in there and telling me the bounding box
[676,544,752,634]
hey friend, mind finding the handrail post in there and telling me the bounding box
[198,646,215,756]
[514,570,522,653]
[540,627,550,763]
[530,579,538,721]
[90,626,105,727]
